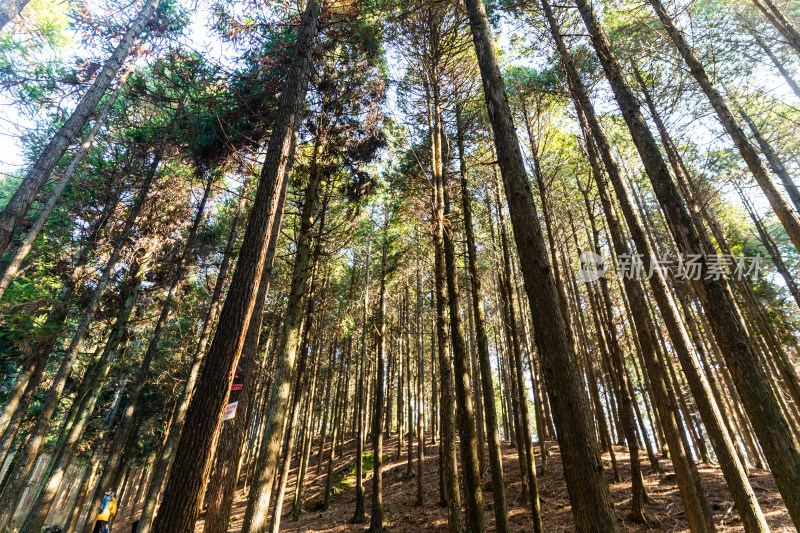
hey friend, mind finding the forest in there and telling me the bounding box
[0,0,799,531]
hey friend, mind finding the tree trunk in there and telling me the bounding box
[430,86,464,531]
[0,70,129,300]
[136,186,247,533]
[457,108,509,533]
[487,188,531,484]
[462,248,486,473]
[463,1,619,529]
[0,0,31,29]
[646,0,800,254]
[576,72,717,533]
[414,237,426,507]
[150,3,319,530]
[630,64,773,527]
[0,193,118,464]
[269,283,323,533]
[83,175,212,524]
[492,180,542,531]
[323,336,348,510]
[543,15,717,523]
[741,21,800,99]
[439,112,485,532]
[242,136,326,533]
[290,352,321,521]
[405,285,414,477]
[279,307,324,528]
[351,237,371,524]
[675,286,751,469]
[751,0,800,56]
[430,312,438,448]
[613,279,662,471]
[582,199,648,507]
[736,106,800,213]
[0,120,172,530]
[17,254,148,533]
[369,204,391,533]
[520,100,570,471]
[385,329,395,437]
[593,242,648,522]
[396,314,404,461]
[202,177,288,533]
[511,258,549,473]
[562,247,621,480]
[316,340,336,474]
[736,186,800,310]
[571,0,796,526]
[0,0,160,253]
[495,328,511,444]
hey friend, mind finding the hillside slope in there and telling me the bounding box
[193,433,793,532]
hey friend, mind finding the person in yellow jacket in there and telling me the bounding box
[93,491,117,533]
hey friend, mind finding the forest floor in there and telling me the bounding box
[193,434,794,532]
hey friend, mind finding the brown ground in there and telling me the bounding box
[193,433,794,532]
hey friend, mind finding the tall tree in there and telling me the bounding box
[571,0,800,526]
[369,203,391,533]
[457,106,509,533]
[439,116,486,532]
[149,2,321,529]
[463,0,620,530]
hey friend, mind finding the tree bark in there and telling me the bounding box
[0,118,172,531]
[440,117,485,532]
[239,124,327,533]
[462,246,486,473]
[150,3,319,530]
[631,66,774,526]
[430,85,464,532]
[316,340,336,474]
[492,180,542,531]
[571,0,796,526]
[136,187,246,533]
[592,241,648,522]
[274,288,324,530]
[369,204,391,533]
[405,285,414,477]
[0,194,118,464]
[0,0,31,29]
[736,106,800,213]
[463,1,619,529]
[742,21,800,99]
[268,294,319,533]
[457,107,509,533]
[751,0,800,56]
[290,339,323,521]
[323,336,348,510]
[351,237,371,524]
[736,186,800,310]
[82,176,212,527]
[414,237,426,507]
[17,253,148,533]
[542,14,717,524]
[562,246,621,480]
[202,176,288,533]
